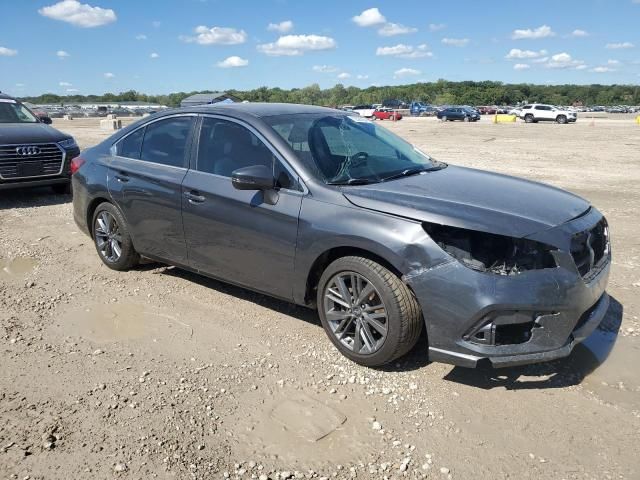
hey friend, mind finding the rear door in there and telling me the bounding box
[108,114,196,264]
[181,115,304,299]
[534,105,553,120]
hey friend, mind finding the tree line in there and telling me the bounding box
[19,80,640,108]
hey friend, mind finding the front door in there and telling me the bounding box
[108,115,195,264]
[181,116,303,300]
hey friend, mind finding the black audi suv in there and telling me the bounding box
[0,93,80,192]
[71,103,611,368]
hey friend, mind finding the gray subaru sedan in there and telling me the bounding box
[72,103,611,368]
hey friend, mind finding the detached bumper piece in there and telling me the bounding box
[429,293,610,368]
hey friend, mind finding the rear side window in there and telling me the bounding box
[140,116,194,167]
[522,105,532,110]
[116,127,144,159]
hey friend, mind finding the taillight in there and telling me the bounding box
[70,157,85,175]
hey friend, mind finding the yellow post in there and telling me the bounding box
[636,115,640,125]
[494,114,517,123]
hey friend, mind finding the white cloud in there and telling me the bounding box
[591,66,615,73]
[505,48,547,59]
[337,72,351,80]
[378,22,417,37]
[267,20,293,33]
[59,81,72,86]
[532,56,549,63]
[352,8,386,27]
[428,23,446,32]
[356,74,369,80]
[180,26,247,45]
[606,42,634,49]
[217,56,249,68]
[15,83,24,87]
[441,37,469,47]
[56,50,70,58]
[104,72,115,78]
[150,52,159,59]
[66,88,79,92]
[0,46,18,56]
[376,44,432,58]
[571,29,589,37]
[607,59,620,65]
[152,20,161,28]
[135,34,147,40]
[394,67,421,78]
[544,52,585,69]
[38,1,116,28]
[312,65,338,73]
[511,25,555,40]
[257,34,336,56]
[513,63,530,70]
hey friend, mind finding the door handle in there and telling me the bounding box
[184,190,205,204]
[114,172,129,183]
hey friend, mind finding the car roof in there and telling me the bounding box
[183,102,341,118]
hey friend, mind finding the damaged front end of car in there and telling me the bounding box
[423,223,558,276]
[403,209,611,368]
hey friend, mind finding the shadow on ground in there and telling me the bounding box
[443,296,624,390]
[0,187,71,210]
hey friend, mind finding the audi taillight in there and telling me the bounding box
[70,156,85,175]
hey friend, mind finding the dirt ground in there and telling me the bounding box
[1,115,639,480]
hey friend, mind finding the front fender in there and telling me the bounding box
[293,197,448,304]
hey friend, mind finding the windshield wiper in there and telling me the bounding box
[380,167,431,182]
[327,178,377,186]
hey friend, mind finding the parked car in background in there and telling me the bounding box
[477,106,497,115]
[519,104,577,124]
[382,99,407,109]
[373,108,403,120]
[71,102,611,368]
[22,102,53,125]
[0,93,80,192]
[436,107,480,122]
[352,105,376,118]
[410,102,436,117]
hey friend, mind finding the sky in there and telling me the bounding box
[1,0,639,97]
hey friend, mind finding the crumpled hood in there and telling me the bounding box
[343,165,590,238]
[0,123,69,144]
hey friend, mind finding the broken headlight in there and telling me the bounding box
[424,223,557,275]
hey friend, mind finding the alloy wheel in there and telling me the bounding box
[94,211,123,263]
[323,271,388,355]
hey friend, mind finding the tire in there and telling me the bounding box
[51,182,71,195]
[463,116,470,122]
[317,256,423,367]
[556,115,567,124]
[524,114,534,123]
[91,202,139,271]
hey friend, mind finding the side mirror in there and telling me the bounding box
[41,117,53,125]
[231,164,274,191]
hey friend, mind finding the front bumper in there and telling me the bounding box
[405,209,611,368]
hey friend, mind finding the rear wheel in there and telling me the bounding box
[524,114,534,123]
[556,115,567,124]
[92,202,139,271]
[317,256,423,367]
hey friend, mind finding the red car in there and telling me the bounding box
[373,108,403,121]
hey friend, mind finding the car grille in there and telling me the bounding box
[570,218,609,279]
[0,143,65,180]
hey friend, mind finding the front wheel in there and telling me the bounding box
[524,114,534,123]
[317,256,423,367]
[92,202,139,271]
[556,115,567,124]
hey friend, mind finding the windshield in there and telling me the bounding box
[0,100,39,124]
[266,113,444,185]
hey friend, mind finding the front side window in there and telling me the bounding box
[139,117,194,167]
[197,117,297,189]
[0,101,38,124]
[265,114,443,185]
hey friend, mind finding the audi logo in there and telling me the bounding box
[16,146,41,156]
